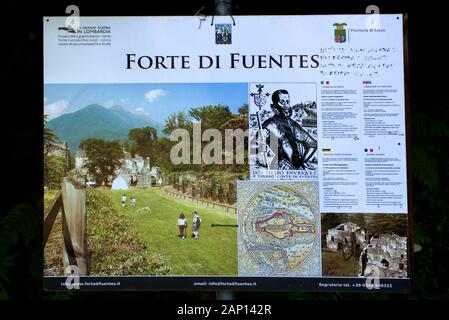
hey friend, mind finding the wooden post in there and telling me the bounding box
[61,176,88,276]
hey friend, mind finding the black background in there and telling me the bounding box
[1,0,448,301]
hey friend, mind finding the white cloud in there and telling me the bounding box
[44,99,69,120]
[103,99,115,108]
[134,107,149,117]
[145,89,167,103]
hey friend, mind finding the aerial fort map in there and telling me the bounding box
[237,181,321,277]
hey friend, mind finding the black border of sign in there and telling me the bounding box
[43,14,413,293]
[43,276,410,292]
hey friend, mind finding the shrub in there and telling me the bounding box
[44,155,66,189]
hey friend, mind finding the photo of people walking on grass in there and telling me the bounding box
[43,83,248,276]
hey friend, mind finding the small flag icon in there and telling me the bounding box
[322,148,332,152]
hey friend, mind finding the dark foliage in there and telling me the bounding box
[79,138,123,186]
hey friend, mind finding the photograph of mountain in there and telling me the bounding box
[47,104,163,152]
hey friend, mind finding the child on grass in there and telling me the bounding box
[177,213,187,239]
[192,211,201,239]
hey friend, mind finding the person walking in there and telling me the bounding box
[192,211,201,239]
[122,194,127,208]
[177,213,188,239]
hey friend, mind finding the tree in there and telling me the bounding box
[163,112,191,136]
[238,103,248,116]
[79,138,123,186]
[150,137,175,169]
[161,105,250,173]
[188,105,233,130]
[44,155,66,189]
[127,126,158,157]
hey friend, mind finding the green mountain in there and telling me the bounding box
[47,104,163,151]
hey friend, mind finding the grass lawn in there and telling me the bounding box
[99,188,238,276]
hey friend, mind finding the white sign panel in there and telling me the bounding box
[44,15,410,292]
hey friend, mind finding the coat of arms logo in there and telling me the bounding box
[215,23,232,44]
[333,23,348,43]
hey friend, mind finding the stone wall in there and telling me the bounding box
[75,150,161,188]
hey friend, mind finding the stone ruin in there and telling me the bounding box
[325,222,408,278]
[119,152,152,188]
[360,233,408,278]
[75,150,161,188]
[46,141,70,158]
[75,150,88,175]
[326,222,368,252]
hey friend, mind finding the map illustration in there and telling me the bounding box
[237,181,321,276]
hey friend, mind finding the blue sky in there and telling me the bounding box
[44,83,248,123]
